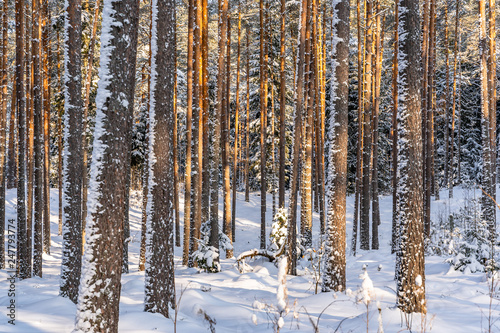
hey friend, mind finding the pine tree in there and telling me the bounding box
[396,0,426,313]
[16,0,29,280]
[74,0,139,329]
[60,0,83,303]
[322,0,349,292]
[144,0,176,316]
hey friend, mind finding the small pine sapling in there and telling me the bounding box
[193,222,233,272]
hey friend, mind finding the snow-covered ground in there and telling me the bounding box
[0,186,498,332]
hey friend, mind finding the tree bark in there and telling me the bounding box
[74,0,139,329]
[396,0,426,313]
[322,0,349,292]
[144,0,176,316]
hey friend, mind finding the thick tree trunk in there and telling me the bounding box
[396,0,426,313]
[74,0,139,329]
[144,0,176,316]
[245,28,250,203]
[59,0,83,302]
[322,0,349,292]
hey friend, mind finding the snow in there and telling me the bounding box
[0,186,499,332]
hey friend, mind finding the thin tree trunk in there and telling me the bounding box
[201,0,210,228]
[450,0,459,198]
[352,0,363,255]
[222,12,232,258]
[245,27,250,203]
[371,8,384,250]
[232,9,241,241]
[360,0,373,250]
[82,0,101,245]
[288,0,307,275]
[183,0,194,266]
[391,0,398,254]
[57,28,63,236]
[487,0,496,227]
[16,0,29,280]
[279,0,286,209]
[33,0,43,278]
[42,0,50,255]
[444,1,450,197]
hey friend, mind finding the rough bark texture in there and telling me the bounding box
[322,0,349,292]
[391,0,399,254]
[74,0,139,329]
[278,0,286,209]
[16,0,29,280]
[259,0,266,249]
[33,0,43,278]
[59,0,83,302]
[144,0,176,316]
[396,0,426,314]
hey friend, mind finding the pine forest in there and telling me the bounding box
[0,0,499,331]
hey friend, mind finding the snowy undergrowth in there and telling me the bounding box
[0,186,498,332]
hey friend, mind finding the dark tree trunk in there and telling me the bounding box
[144,0,176,316]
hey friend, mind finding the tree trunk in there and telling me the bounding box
[232,9,241,241]
[245,27,250,203]
[479,0,495,242]
[16,0,29,280]
[360,0,373,251]
[33,0,43,278]
[82,0,101,246]
[259,0,267,250]
[322,0,349,292]
[59,0,83,302]
[450,0,459,198]
[288,0,307,275]
[278,0,286,209]
[183,0,194,266]
[144,0,176,316]
[42,0,50,255]
[74,0,139,329]
[391,0,398,254]
[222,12,232,258]
[396,0,426,313]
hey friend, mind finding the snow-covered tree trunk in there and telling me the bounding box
[60,0,83,302]
[391,0,399,254]
[33,0,44,278]
[396,0,426,314]
[259,0,266,249]
[479,0,495,242]
[74,0,139,329]
[360,0,373,251]
[144,0,176,317]
[322,0,349,293]
[15,0,29,280]
[288,0,308,276]
[278,0,286,210]
[183,0,194,266]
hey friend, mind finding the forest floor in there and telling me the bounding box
[0,186,498,332]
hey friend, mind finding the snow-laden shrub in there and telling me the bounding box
[429,188,499,273]
[193,222,233,273]
[270,208,288,253]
